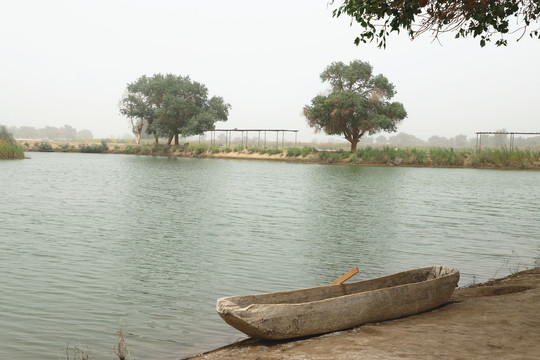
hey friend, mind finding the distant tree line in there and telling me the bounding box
[361,131,540,148]
[7,125,93,140]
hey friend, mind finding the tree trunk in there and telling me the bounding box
[154,134,159,144]
[130,118,143,145]
[174,134,179,145]
[167,135,174,145]
[350,130,364,152]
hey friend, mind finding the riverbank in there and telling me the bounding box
[189,267,540,359]
[18,140,540,170]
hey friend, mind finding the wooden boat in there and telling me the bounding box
[216,265,459,340]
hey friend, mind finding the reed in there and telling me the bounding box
[428,147,470,166]
[319,150,348,163]
[318,146,540,169]
[472,147,540,168]
[0,125,24,159]
[64,343,91,360]
[0,142,25,159]
[113,324,130,360]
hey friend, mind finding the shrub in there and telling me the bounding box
[301,146,315,157]
[264,148,283,155]
[233,145,245,152]
[37,142,54,152]
[139,145,151,155]
[151,143,169,154]
[59,144,75,152]
[189,144,208,154]
[247,146,261,154]
[79,140,108,153]
[286,147,302,157]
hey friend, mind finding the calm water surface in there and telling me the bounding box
[1,152,539,359]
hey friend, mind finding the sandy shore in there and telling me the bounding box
[189,268,540,360]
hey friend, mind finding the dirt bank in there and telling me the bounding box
[190,268,540,360]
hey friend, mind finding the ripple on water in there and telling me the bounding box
[0,153,539,359]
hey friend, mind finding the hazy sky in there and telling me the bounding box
[1,0,539,141]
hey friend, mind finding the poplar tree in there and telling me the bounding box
[304,60,407,151]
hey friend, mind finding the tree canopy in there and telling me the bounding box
[331,0,540,47]
[120,74,231,144]
[303,60,407,151]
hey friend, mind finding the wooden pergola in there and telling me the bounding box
[201,129,299,149]
[475,132,540,151]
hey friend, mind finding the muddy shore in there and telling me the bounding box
[188,268,540,360]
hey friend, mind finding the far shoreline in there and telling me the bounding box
[19,139,540,171]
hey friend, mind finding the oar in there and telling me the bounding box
[330,266,359,285]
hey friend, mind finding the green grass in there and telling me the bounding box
[471,147,539,168]
[314,146,540,169]
[0,142,25,159]
[0,125,25,159]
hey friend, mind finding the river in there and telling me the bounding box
[1,152,538,359]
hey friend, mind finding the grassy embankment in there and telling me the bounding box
[19,139,540,169]
[0,126,25,159]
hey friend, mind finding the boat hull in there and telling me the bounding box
[216,266,459,340]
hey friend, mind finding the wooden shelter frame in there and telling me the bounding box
[201,129,299,149]
[475,132,540,151]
